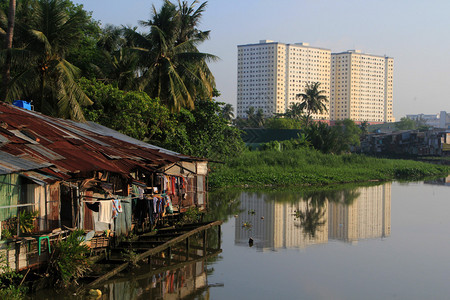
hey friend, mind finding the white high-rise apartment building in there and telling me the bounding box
[330,50,394,122]
[237,40,330,120]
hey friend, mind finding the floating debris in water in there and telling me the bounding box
[242,222,252,229]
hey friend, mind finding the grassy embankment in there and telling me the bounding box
[209,148,449,189]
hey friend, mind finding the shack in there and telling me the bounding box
[0,102,209,271]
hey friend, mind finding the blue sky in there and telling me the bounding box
[74,0,450,120]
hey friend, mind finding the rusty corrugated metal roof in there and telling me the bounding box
[0,151,52,175]
[0,102,202,180]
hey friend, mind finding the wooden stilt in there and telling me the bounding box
[86,220,223,288]
[217,225,221,250]
[203,230,207,255]
[185,237,189,261]
[167,247,171,265]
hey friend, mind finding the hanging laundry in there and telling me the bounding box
[153,197,158,214]
[171,177,176,195]
[86,201,99,212]
[136,197,148,226]
[112,199,122,218]
[163,176,169,193]
[99,200,113,223]
[165,195,173,214]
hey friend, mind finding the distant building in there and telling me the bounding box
[237,40,331,120]
[406,111,450,129]
[360,129,450,156]
[330,50,394,123]
[237,41,395,123]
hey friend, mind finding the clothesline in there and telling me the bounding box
[82,194,139,201]
[81,200,130,203]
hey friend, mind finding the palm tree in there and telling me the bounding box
[0,0,16,101]
[245,106,265,128]
[221,103,234,122]
[296,82,328,126]
[3,0,92,121]
[97,25,139,90]
[126,0,216,112]
[360,120,369,135]
[176,0,209,44]
[284,102,303,120]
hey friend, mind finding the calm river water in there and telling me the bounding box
[33,179,450,299]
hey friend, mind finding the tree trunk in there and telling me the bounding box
[1,0,16,102]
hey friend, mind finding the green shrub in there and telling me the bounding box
[209,148,449,188]
[177,207,202,226]
[47,230,91,287]
[0,252,27,299]
[1,210,39,239]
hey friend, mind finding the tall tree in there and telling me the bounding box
[244,106,265,128]
[284,102,303,120]
[0,0,15,102]
[2,0,93,120]
[162,99,245,160]
[126,0,217,111]
[296,82,328,126]
[221,103,234,122]
[331,119,361,153]
[176,0,209,44]
[96,25,139,90]
[396,117,417,130]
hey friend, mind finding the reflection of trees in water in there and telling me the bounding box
[292,187,362,238]
[260,184,363,206]
[207,184,377,243]
[294,199,326,238]
[202,190,242,264]
[325,189,361,205]
[207,190,242,222]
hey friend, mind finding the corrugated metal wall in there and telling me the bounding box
[47,183,60,230]
[0,174,20,221]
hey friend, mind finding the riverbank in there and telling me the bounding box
[208,148,449,188]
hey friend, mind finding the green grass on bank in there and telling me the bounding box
[209,148,449,188]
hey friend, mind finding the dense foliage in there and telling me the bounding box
[0,0,246,160]
[0,253,27,299]
[0,0,98,120]
[0,0,216,119]
[47,230,91,287]
[124,0,216,111]
[209,147,449,188]
[80,78,244,159]
[80,78,174,141]
[160,99,245,160]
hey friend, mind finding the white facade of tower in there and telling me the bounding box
[330,50,395,122]
[237,40,330,120]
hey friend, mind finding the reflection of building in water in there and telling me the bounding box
[328,183,391,243]
[102,248,211,299]
[235,183,391,250]
[235,193,328,251]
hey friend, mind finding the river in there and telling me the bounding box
[32,179,450,299]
